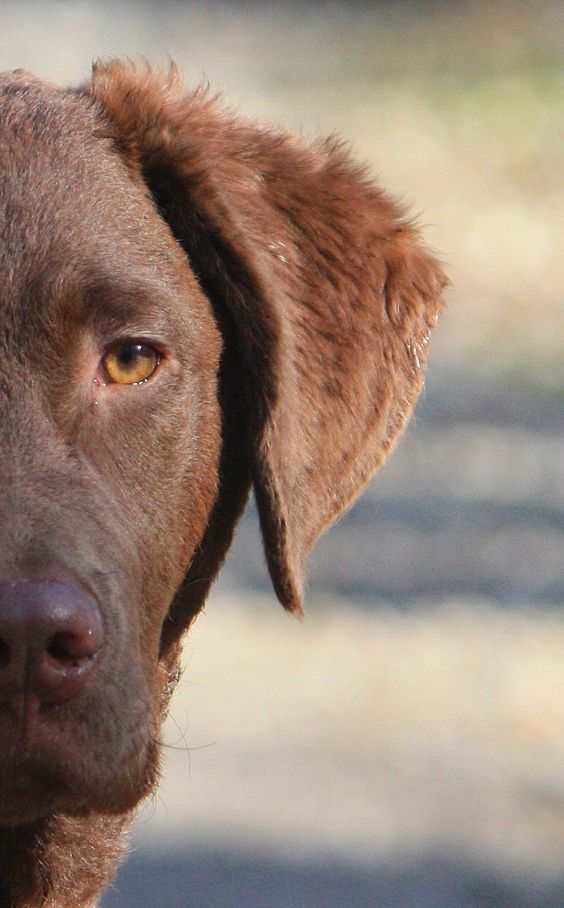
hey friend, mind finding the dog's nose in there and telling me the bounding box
[0,581,104,706]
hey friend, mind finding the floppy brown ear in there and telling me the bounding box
[88,61,446,623]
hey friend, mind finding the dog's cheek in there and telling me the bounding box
[147,391,222,647]
[110,383,222,660]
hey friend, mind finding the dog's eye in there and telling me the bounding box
[102,344,160,385]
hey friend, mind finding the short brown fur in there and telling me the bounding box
[0,61,446,906]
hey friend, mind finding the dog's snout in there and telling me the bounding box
[0,580,104,706]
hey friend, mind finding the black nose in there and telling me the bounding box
[0,581,104,706]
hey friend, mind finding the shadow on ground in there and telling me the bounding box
[103,848,564,908]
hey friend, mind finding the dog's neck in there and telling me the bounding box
[0,814,130,907]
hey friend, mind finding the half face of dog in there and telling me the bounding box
[0,61,445,906]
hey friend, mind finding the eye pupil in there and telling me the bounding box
[102,343,160,385]
[118,344,141,366]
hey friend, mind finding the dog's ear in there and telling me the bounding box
[88,61,446,622]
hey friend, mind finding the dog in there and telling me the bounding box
[0,60,446,906]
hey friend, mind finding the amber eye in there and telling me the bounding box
[102,343,160,385]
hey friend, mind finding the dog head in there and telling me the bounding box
[0,59,444,878]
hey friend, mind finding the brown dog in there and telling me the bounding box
[0,61,445,906]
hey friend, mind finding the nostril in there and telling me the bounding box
[47,631,99,666]
[0,639,8,669]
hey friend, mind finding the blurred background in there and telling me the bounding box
[1,2,563,905]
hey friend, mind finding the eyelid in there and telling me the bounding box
[103,335,168,355]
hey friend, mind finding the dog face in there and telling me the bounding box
[0,62,445,904]
[0,73,224,827]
